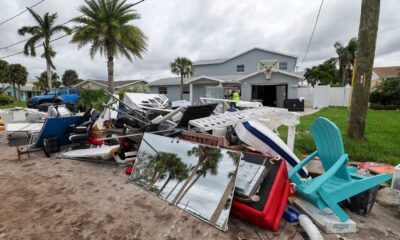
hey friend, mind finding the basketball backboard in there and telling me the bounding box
[258,60,279,79]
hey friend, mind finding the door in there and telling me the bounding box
[252,85,277,107]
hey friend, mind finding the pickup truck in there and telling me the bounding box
[27,87,80,110]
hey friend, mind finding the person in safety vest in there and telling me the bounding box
[232,91,241,101]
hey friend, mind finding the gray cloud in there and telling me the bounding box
[0,0,399,81]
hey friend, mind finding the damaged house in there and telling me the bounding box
[149,47,303,107]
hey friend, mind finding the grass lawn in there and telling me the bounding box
[0,101,27,109]
[278,107,400,165]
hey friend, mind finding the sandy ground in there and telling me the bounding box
[0,142,399,240]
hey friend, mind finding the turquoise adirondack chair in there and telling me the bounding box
[289,117,391,222]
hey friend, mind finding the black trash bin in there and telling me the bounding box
[284,99,304,112]
[346,185,380,216]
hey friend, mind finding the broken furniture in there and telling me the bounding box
[289,117,392,222]
[234,119,308,178]
[180,130,227,147]
[35,116,82,148]
[123,92,169,110]
[5,122,44,145]
[46,105,73,118]
[60,144,120,161]
[69,108,100,147]
[129,133,240,231]
[203,107,308,178]
[231,152,290,232]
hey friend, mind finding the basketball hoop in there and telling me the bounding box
[259,60,278,80]
[263,66,272,79]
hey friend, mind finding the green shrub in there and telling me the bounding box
[118,86,149,100]
[369,103,400,110]
[370,77,400,106]
[76,89,108,111]
[0,94,15,105]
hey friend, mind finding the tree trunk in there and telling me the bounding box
[348,0,380,140]
[166,180,181,200]
[158,176,172,196]
[12,81,17,101]
[44,43,52,89]
[171,165,198,205]
[209,170,237,225]
[17,84,21,101]
[107,48,115,94]
[148,171,160,190]
[341,63,347,86]
[175,173,201,206]
[180,75,183,100]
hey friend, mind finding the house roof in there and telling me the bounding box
[373,66,400,79]
[150,71,302,86]
[74,79,146,89]
[148,77,185,86]
[237,70,304,82]
[193,47,298,66]
[149,74,247,86]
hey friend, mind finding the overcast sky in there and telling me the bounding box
[1,0,399,82]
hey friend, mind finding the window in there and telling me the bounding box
[69,88,77,94]
[237,64,245,72]
[183,86,190,94]
[279,62,288,70]
[58,88,68,95]
[158,87,167,94]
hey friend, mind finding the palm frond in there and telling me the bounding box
[26,8,44,27]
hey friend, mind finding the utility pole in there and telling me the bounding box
[347,0,380,140]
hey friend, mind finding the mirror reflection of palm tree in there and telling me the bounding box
[210,151,241,225]
[172,146,222,205]
[148,152,186,192]
[158,160,189,197]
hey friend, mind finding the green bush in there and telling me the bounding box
[370,77,400,106]
[369,103,399,110]
[0,94,15,105]
[118,86,149,100]
[76,89,108,111]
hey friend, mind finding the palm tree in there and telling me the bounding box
[0,60,8,83]
[157,157,189,197]
[172,146,222,205]
[62,69,79,86]
[171,57,193,100]
[334,38,357,85]
[71,0,147,94]
[7,64,28,101]
[35,71,60,91]
[18,8,71,89]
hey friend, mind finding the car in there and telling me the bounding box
[27,87,80,111]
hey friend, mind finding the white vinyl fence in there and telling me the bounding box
[298,85,351,108]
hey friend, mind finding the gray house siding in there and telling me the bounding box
[240,72,299,103]
[191,82,220,103]
[193,49,297,76]
[149,86,189,102]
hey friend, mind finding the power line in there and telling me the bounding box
[0,30,77,59]
[0,0,46,26]
[299,0,324,67]
[2,46,69,71]
[0,0,145,51]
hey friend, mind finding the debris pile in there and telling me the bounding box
[2,91,396,237]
